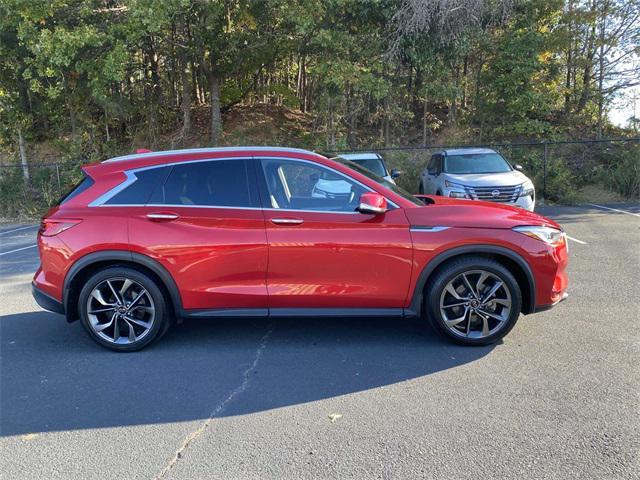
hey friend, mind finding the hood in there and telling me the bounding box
[407,196,560,230]
[444,170,530,187]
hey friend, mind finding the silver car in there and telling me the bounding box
[419,148,535,211]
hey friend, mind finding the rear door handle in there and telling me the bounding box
[147,212,179,222]
[271,217,304,225]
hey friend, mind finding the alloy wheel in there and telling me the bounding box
[439,269,512,339]
[86,277,155,345]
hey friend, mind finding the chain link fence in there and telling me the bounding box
[1,137,638,218]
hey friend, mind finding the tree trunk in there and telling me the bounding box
[383,95,391,146]
[327,97,336,150]
[69,102,78,138]
[17,128,29,184]
[576,1,597,114]
[180,55,192,141]
[209,68,223,146]
[422,96,429,147]
[596,3,607,140]
[564,0,574,113]
[104,108,110,142]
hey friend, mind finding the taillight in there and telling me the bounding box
[39,219,82,237]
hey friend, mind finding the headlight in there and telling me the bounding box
[513,226,566,247]
[445,180,466,189]
[520,182,535,197]
[449,191,470,199]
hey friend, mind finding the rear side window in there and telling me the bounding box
[151,159,255,207]
[105,167,170,205]
[57,175,94,205]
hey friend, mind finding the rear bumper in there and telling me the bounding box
[32,282,65,315]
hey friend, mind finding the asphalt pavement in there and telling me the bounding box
[1,203,638,479]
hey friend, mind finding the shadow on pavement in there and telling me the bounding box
[0,312,494,436]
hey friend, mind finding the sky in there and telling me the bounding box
[609,86,639,128]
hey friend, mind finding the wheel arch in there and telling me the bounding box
[63,250,182,322]
[408,245,536,318]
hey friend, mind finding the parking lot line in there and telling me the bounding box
[0,244,38,256]
[0,225,37,235]
[566,235,587,245]
[587,203,640,218]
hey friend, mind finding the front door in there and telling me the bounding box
[256,157,413,312]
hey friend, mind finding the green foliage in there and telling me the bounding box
[0,0,638,217]
[596,145,640,199]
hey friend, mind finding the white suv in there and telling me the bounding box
[332,153,400,184]
[419,148,536,211]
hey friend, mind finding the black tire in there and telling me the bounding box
[78,266,169,351]
[435,190,442,196]
[424,257,522,345]
[418,182,424,194]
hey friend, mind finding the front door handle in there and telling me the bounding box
[271,217,304,225]
[147,212,179,222]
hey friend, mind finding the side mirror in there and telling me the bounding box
[427,168,438,176]
[390,169,402,179]
[358,192,387,214]
[514,164,524,171]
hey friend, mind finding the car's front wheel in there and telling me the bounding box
[78,267,169,351]
[425,257,522,345]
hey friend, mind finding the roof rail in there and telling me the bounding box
[103,146,319,163]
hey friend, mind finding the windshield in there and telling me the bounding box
[349,157,387,177]
[334,159,423,206]
[444,153,512,174]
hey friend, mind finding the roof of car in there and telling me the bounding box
[334,153,382,161]
[103,146,318,163]
[440,148,497,155]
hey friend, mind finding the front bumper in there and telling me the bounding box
[442,188,535,211]
[533,292,569,313]
[511,194,535,211]
[32,282,65,315]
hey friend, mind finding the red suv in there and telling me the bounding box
[32,147,568,351]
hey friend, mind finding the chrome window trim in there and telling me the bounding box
[92,204,363,215]
[90,155,399,212]
[410,226,451,233]
[88,170,137,207]
[103,146,318,163]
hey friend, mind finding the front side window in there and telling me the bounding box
[260,159,366,212]
[434,155,443,173]
[444,153,512,174]
[150,159,255,207]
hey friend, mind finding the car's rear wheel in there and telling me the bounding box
[78,267,169,351]
[425,257,522,345]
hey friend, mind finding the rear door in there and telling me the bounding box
[256,157,413,312]
[122,158,268,313]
